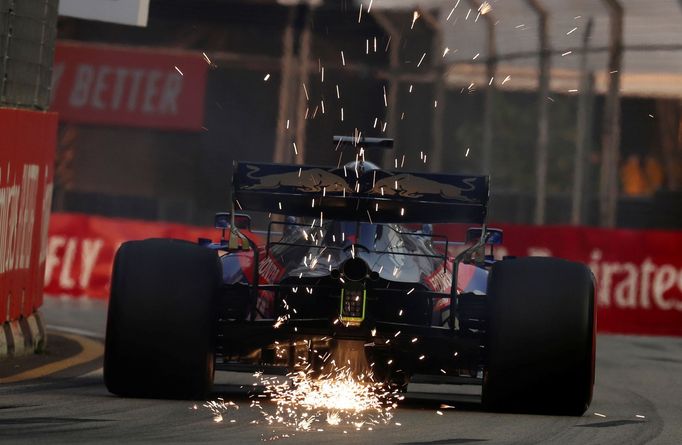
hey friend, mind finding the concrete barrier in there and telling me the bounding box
[0,311,46,358]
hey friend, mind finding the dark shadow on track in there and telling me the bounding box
[399,439,488,444]
[576,419,646,428]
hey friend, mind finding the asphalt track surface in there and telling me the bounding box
[0,297,680,444]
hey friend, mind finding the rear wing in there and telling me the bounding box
[232,162,489,224]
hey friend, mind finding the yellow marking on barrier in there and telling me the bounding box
[0,333,103,384]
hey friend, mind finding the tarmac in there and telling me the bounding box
[0,330,103,384]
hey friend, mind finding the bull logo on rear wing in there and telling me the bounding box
[243,164,352,194]
[367,174,478,202]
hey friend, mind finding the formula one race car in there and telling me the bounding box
[104,136,595,415]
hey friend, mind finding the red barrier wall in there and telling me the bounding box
[44,213,682,336]
[44,213,226,298]
[435,223,682,337]
[0,108,57,322]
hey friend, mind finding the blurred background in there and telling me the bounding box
[33,0,682,230]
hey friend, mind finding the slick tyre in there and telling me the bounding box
[104,239,221,399]
[481,257,595,415]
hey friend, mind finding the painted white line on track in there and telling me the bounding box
[47,325,105,340]
[82,367,104,378]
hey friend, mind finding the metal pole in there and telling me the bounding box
[468,0,496,175]
[599,0,624,228]
[571,18,594,225]
[419,8,445,173]
[32,0,50,108]
[372,11,401,170]
[273,8,296,163]
[294,15,312,164]
[0,0,15,103]
[527,0,550,225]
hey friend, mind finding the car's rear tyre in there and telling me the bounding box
[104,239,221,399]
[481,257,595,415]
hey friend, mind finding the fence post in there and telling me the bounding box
[419,8,446,173]
[599,0,624,227]
[373,11,401,170]
[526,0,550,225]
[571,18,595,225]
[467,0,496,175]
[273,8,296,164]
[294,9,312,164]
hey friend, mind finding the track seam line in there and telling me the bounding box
[46,324,105,340]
